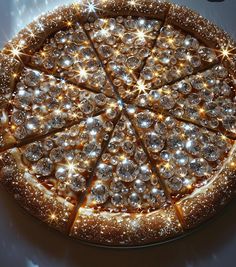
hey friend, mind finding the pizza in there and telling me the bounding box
[0,0,236,246]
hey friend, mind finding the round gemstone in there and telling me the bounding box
[122,140,135,154]
[148,188,164,206]
[35,158,53,176]
[145,132,165,153]
[189,158,209,177]
[174,150,189,166]
[58,55,73,68]
[50,148,64,162]
[24,142,43,162]
[24,70,41,87]
[70,174,86,192]
[168,177,183,192]
[159,163,174,178]
[91,183,109,204]
[84,142,101,158]
[133,179,146,193]
[116,159,138,182]
[128,192,141,207]
[126,56,141,69]
[96,163,113,180]
[203,145,220,162]
[138,165,152,181]
[111,193,123,207]
[136,112,154,129]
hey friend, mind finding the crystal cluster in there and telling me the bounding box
[128,107,233,199]
[88,115,166,212]
[19,112,117,203]
[0,68,118,148]
[0,14,235,216]
[133,65,236,136]
[137,25,217,94]
[30,24,113,96]
[86,17,161,98]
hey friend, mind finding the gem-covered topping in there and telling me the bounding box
[30,24,114,97]
[133,65,236,137]
[128,106,234,200]
[86,17,161,98]
[16,112,118,204]
[0,68,118,149]
[0,11,235,219]
[86,115,166,212]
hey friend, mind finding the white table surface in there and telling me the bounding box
[0,1,235,267]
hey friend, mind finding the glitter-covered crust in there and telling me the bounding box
[70,206,182,246]
[0,54,22,102]
[0,1,235,246]
[0,149,75,233]
[176,144,236,230]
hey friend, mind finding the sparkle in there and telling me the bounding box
[219,45,235,60]
[135,29,149,42]
[83,0,99,13]
[134,80,150,94]
[76,67,89,81]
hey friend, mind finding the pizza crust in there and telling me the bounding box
[0,149,75,233]
[176,144,236,229]
[70,206,182,246]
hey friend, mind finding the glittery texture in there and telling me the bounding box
[0,1,235,246]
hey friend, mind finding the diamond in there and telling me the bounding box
[136,111,154,128]
[189,158,209,177]
[96,163,113,181]
[145,132,165,153]
[24,142,43,162]
[70,174,86,192]
[116,159,138,182]
[91,183,109,204]
[35,158,53,176]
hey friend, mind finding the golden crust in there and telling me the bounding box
[0,149,75,233]
[70,206,182,246]
[176,144,236,230]
[0,53,22,105]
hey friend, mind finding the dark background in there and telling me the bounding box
[0,1,235,267]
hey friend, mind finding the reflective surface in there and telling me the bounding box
[0,0,236,266]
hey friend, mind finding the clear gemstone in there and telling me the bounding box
[203,145,220,162]
[24,70,41,87]
[189,158,209,177]
[174,150,189,166]
[145,132,165,153]
[84,142,101,158]
[133,179,146,193]
[58,55,73,68]
[24,142,43,162]
[116,159,138,182]
[159,163,174,178]
[50,148,64,162]
[136,112,154,128]
[70,174,86,192]
[111,193,123,207]
[138,165,152,181]
[96,163,113,181]
[168,177,183,192]
[128,192,141,207]
[91,183,109,204]
[35,158,53,176]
